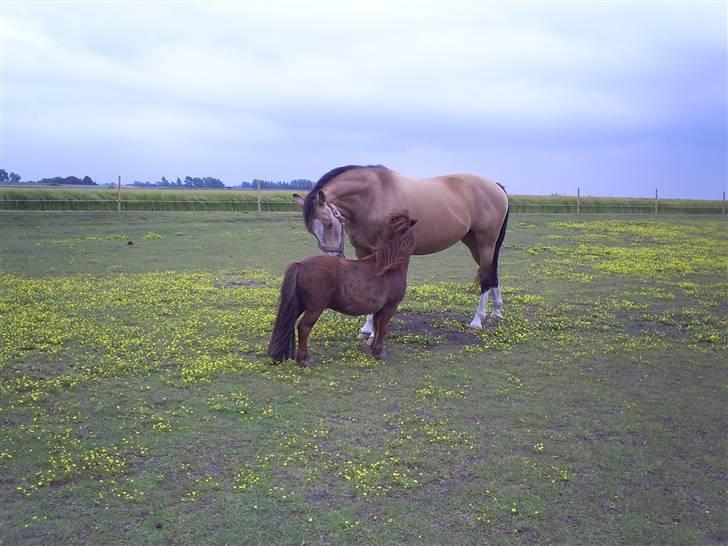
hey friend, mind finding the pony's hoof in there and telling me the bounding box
[297,358,315,367]
[358,331,373,340]
[365,336,375,347]
[490,311,503,319]
[372,349,386,360]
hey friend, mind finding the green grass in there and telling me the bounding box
[0,188,296,211]
[2,186,725,213]
[1,211,726,544]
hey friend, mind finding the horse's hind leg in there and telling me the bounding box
[462,233,491,330]
[354,247,375,340]
[358,314,374,340]
[296,308,323,366]
[467,242,501,330]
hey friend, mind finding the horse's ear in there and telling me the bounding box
[292,194,305,208]
[410,219,417,227]
[316,190,327,206]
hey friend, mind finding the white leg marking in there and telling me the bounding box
[468,291,490,330]
[490,286,503,318]
[358,314,374,339]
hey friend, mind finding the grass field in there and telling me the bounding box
[1,186,724,214]
[1,211,726,544]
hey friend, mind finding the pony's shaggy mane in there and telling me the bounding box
[303,165,386,226]
[375,212,416,275]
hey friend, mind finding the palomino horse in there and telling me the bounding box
[293,165,509,337]
[268,212,417,365]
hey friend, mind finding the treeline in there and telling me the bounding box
[1,170,98,186]
[240,179,313,190]
[133,176,225,189]
[38,176,97,186]
[131,177,313,189]
[0,169,21,184]
[2,169,314,190]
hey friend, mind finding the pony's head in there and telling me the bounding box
[375,211,417,274]
[293,190,346,257]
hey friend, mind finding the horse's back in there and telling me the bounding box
[412,172,507,215]
[391,171,508,253]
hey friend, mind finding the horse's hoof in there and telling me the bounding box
[372,349,386,360]
[490,311,503,319]
[365,336,375,347]
[468,320,483,331]
[358,331,372,340]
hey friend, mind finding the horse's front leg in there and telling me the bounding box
[354,247,375,341]
[296,309,323,366]
[358,314,374,340]
[370,305,397,360]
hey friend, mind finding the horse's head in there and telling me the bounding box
[375,212,417,274]
[293,190,346,257]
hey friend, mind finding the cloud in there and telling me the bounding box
[1,1,725,197]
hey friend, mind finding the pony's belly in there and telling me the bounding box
[330,299,385,317]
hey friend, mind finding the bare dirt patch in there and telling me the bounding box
[391,312,482,346]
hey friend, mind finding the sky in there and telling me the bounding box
[1,1,726,198]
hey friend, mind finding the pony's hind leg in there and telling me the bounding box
[296,308,324,366]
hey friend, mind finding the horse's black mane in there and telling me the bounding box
[303,164,386,225]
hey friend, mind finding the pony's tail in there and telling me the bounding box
[268,262,302,362]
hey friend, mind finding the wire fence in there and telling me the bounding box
[1,198,725,215]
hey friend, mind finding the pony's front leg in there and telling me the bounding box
[370,306,396,360]
[358,314,374,340]
[296,309,323,366]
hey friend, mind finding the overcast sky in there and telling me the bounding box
[2,1,726,198]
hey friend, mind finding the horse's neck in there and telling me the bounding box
[328,174,396,251]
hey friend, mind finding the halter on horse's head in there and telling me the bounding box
[293,189,347,257]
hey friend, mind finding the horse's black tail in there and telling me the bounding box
[490,207,509,286]
[480,184,509,292]
[268,262,302,362]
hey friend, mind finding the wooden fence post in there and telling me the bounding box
[655,188,658,216]
[577,187,580,216]
[257,179,261,212]
[723,191,726,215]
[117,176,121,212]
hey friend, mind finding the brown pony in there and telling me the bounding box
[293,165,509,338]
[268,212,417,365]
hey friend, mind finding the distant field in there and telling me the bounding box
[1,186,724,213]
[1,211,726,544]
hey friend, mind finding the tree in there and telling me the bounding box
[9,172,21,184]
[0,169,8,183]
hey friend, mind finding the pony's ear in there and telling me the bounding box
[410,219,417,227]
[292,194,305,208]
[316,190,327,206]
